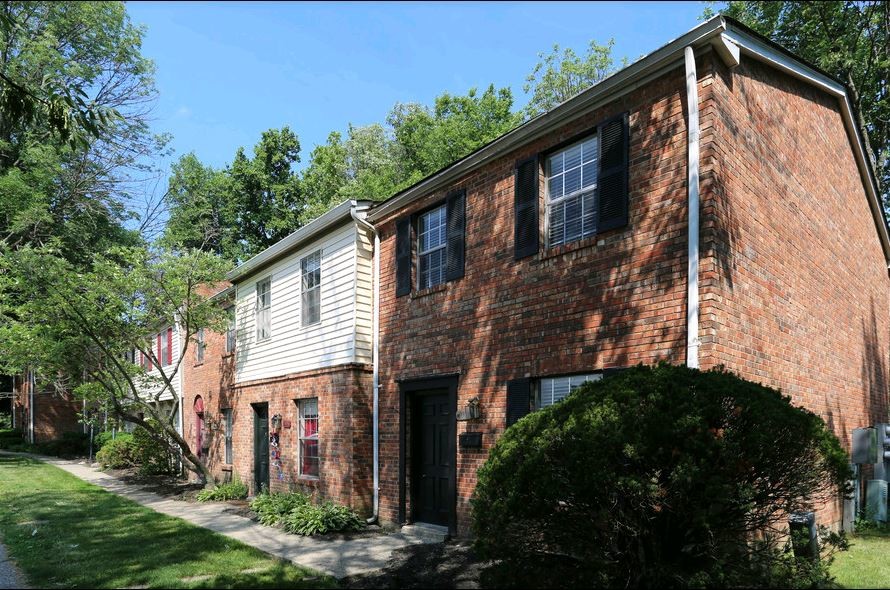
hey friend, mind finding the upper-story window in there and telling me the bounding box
[418,204,447,289]
[301,250,322,326]
[225,306,236,354]
[195,328,205,364]
[546,134,599,247]
[160,327,172,366]
[256,277,272,341]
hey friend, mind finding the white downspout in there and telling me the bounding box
[28,369,35,444]
[685,46,701,369]
[351,205,380,524]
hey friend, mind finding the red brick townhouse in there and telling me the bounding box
[6,372,82,444]
[366,16,890,536]
[201,200,376,511]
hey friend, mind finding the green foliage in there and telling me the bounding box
[0,414,11,430]
[711,1,889,210]
[473,364,850,588]
[33,431,90,458]
[282,502,365,537]
[92,430,118,452]
[196,480,248,502]
[95,433,136,469]
[522,39,624,120]
[250,491,311,526]
[131,422,176,476]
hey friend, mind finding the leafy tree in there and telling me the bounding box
[388,84,518,181]
[708,1,889,209]
[522,39,624,120]
[0,244,230,484]
[164,127,304,263]
[0,1,165,262]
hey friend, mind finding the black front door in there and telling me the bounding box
[412,391,453,526]
[253,403,269,493]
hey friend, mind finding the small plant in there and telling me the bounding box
[250,491,310,526]
[95,433,136,469]
[132,420,176,475]
[282,502,364,536]
[196,480,249,502]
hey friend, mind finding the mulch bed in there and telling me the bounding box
[341,540,494,589]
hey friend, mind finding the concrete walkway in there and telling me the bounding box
[0,542,28,589]
[2,452,435,579]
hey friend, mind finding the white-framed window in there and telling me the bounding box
[222,408,233,464]
[160,328,172,366]
[536,373,602,409]
[256,277,272,341]
[301,250,322,326]
[546,134,599,247]
[195,328,205,363]
[225,306,236,354]
[297,398,319,478]
[418,204,447,289]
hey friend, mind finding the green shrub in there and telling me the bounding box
[34,431,90,458]
[131,421,176,476]
[196,480,249,502]
[473,364,850,589]
[0,429,29,452]
[0,413,12,429]
[95,433,136,469]
[250,491,310,526]
[282,502,364,536]
[93,430,118,452]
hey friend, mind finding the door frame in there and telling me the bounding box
[252,402,270,493]
[398,375,458,534]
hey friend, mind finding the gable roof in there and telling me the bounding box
[365,16,890,264]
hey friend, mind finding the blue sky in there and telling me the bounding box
[127,1,709,172]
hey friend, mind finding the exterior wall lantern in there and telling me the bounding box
[270,413,283,431]
[456,396,481,421]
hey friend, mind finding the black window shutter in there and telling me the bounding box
[395,216,411,297]
[445,189,466,282]
[514,156,539,260]
[597,113,630,233]
[506,378,532,427]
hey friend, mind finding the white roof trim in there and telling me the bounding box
[366,16,889,264]
[366,15,729,223]
[226,200,372,283]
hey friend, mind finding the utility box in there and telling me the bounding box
[789,511,819,560]
[866,479,888,523]
[852,427,877,464]
[874,423,890,481]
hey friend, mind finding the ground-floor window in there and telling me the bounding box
[222,408,233,464]
[536,373,602,409]
[297,398,319,478]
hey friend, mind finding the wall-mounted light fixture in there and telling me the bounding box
[456,396,481,421]
[271,413,283,431]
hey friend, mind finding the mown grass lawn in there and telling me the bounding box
[832,529,890,589]
[0,455,337,589]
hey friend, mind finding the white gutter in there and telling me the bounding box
[685,46,701,369]
[350,205,380,524]
[28,369,35,444]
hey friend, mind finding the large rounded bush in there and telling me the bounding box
[95,433,136,468]
[473,364,849,588]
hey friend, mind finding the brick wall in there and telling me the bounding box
[699,54,890,528]
[376,61,698,535]
[12,378,82,443]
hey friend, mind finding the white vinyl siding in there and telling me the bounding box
[135,323,183,404]
[536,373,601,409]
[354,228,373,363]
[234,222,372,382]
[547,135,599,247]
[301,250,322,326]
[225,306,236,354]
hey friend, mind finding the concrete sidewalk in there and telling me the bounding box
[2,452,435,579]
[0,542,28,589]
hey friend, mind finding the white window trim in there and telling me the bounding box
[222,408,233,465]
[297,398,320,479]
[195,328,205,363]
[255,277,272,342]
[225,306,236,354]
[300,250,322,327]
[417,204,447,290]
[545,133,599,248]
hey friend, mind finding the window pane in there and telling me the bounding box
[538,373,602,408]
[564,193,583,242]
[564,166,582,195]
[581,162,597,191]
[302,287,320,325]
[299,398,320,477]
[547,151,564,177]
[563,143,583,171]
[582,137,598,163]
[549,200,565,246]
[547,133,599,248]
